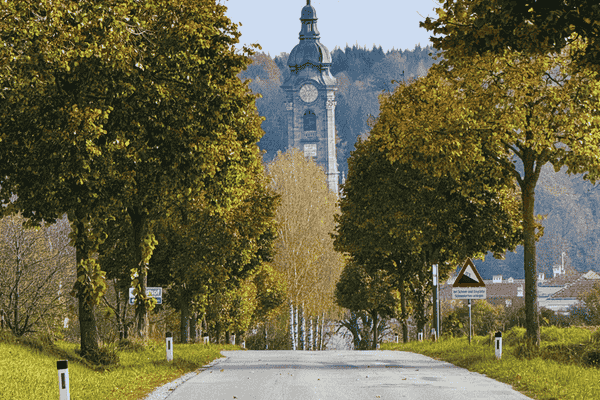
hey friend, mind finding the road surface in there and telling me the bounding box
[148,350,533,400]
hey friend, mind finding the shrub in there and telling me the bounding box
[541,343,588,365]
[503,326,526,346]
[78,343,120,367]
[117,338,147,352]
[540,326,592,343]
[513,340,541,360]
[583,350,600,368]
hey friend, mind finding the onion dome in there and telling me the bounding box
[288,0,332,69]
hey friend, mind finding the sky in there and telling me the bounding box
[222,0,439,57]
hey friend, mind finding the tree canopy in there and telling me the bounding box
[421,0,600,73]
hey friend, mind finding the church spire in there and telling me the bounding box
[299,0,320,40]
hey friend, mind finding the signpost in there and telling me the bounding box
[452,258,486,345]
[129,287,163,305]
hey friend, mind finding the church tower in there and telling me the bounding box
[282,0,339,193]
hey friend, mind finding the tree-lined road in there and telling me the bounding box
[164,350,533,400]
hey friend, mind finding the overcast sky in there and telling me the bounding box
[223,0,439,57]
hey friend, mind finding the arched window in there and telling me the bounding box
[303,110,316,131]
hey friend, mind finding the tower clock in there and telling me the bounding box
[281,0,339,194]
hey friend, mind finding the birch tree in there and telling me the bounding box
[267,148,344,349]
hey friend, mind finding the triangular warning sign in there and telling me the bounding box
[453,258,486,288]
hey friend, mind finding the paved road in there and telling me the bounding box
[160,350,533,400]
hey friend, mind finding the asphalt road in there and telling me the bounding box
[152,350,533,400]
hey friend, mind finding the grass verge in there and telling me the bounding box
[0,333,239,400]
[381,326,600,400]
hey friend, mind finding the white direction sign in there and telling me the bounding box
[129,287,163,305]
[452,258,486,300]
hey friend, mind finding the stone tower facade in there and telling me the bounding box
[281,0,339,194]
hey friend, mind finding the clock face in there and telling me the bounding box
[299,83,318,103]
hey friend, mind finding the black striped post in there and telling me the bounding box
[166,332,173,362]
[57,360,70,400]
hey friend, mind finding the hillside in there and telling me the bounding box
[238,45,600,280]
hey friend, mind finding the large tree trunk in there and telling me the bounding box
[180,291,190,344]
[521,147,541,347]
[75,227,99,358]
[399,277,409,343]
[129,208,149,339]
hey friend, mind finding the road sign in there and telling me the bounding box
[452,258,486,299]
[129,287,162,305]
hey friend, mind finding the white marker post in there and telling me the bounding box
[57,360,70,400]
[394,334,399,343]
[203,336,209,345]
[241,341,246,349]
[418,332,423,342]
[495,331,502,360]
[166,332,173,362]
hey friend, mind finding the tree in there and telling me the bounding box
[376,42,600,347]
[0,214,74,336]
[267,148,345,349]
[334,130,521,342]
[421,0,600,73]
[150,169,279,344]
[0,0,266,354]
[335,260,400,349]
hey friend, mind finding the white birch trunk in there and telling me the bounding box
[289,301,296,350]
[300,303,306,350]
[320,312,325,350]
[294,304,299,351]
[309,317,314,351]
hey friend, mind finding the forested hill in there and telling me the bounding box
[238,44,439,175]
[238,44,600,281]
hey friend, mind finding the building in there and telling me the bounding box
[442,270,600,316]
[281,1,339,193]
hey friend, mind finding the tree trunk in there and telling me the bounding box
[309,317,314,350]
[313,315,319,350]
[114,279,124,340]
[371,311,378,350]
[180,293,190,344]
[289,301,295,350]
[11,249,22,336]
[300,303,306,350]
[190,312,197,343]
[264,323,269,350]
[129,207,149,339]
[521,147,541,347]
[294,304,299,350]
[399,277,409,343]
[75,237,99,358]
[320,312,325,350]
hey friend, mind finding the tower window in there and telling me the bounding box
[303,110,316,131]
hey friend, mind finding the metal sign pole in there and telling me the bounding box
[432,264,438,340]
[468,299,472,345]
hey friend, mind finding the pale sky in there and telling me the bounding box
[223,0,439,57]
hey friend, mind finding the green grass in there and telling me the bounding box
[381,326,600,400]
[0,334,240,400]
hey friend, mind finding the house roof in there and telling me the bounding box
[441,269,600,301]
[549,277,600,299]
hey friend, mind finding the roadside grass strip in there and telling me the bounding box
[382,326,600,400]
[0,337,239,400]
